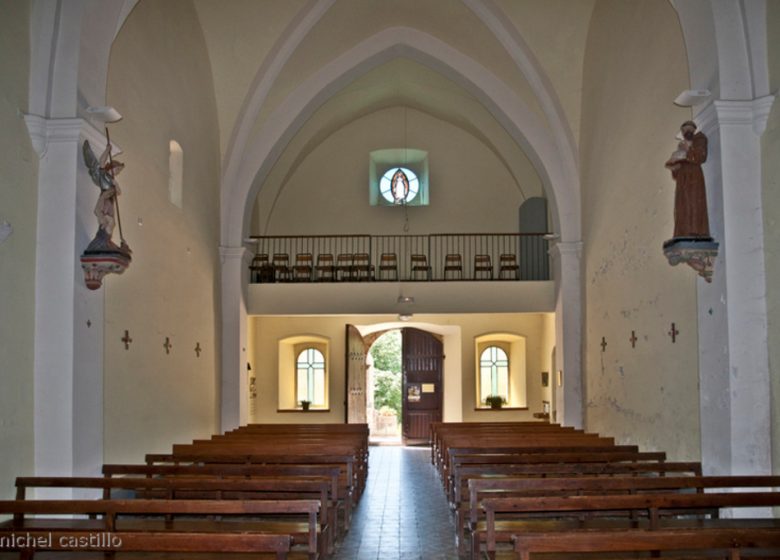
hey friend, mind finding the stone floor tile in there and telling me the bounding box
[332,446,461,559]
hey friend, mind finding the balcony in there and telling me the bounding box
[248,233,550,283]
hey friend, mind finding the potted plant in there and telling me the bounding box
[300,400,311,411]
[485,395,506,409]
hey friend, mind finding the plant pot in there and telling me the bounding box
[490,401,502,410]
[301,402,310,411]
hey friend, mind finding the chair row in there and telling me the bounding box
[250,252,522,282]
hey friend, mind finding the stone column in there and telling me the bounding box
[696,95,775,476]
[25,116,109,495]
[219,246,252,432]
[550,241,584,428]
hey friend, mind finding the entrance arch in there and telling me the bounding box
[219,26,583,430]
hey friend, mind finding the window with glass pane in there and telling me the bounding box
[297,348,326,406]
[479,346,509,404]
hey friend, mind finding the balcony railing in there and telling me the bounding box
[248,233,550,283]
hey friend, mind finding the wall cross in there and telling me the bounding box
[668,322,679,343]
[194,342,201,358]
[629,330,638,348]
[121,330,132,350]
[600,337,607,352]
[163,337,172,354]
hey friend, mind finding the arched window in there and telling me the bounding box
[168,140,183,208]
[296,347,326,406]
[479,346,509,404]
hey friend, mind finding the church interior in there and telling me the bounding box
[1,0,780,557]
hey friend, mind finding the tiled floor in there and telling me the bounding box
[333,445,460,560]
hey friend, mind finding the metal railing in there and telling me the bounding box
[249,233,550,282]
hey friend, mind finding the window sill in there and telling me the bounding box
[474,406,529,411]
[276,408,331,413]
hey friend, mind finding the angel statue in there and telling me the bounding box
[83,139,130,254]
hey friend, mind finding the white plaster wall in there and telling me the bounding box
[249,313,550,424]
[252,0,545,134]
[580,0,701,460]
[0,0,37,499]
[191,0,307,157]
[254,106,538,235]
[493,0,596,146]
[102,0,221,463]
[764,0,780,476]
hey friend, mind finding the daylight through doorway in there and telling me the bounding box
[368,330,402,444]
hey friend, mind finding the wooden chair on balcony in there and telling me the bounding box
[272,253,292,282]
[335,253,354,281]
[410,254,431,281]
[249,253,271,283]
[474,254,493,280]
[377,253,398,281]
[314,253,335,281]
[498,253,520,280]
[292,252,313,282]
[352,253,374,281]
[443,253,463,280]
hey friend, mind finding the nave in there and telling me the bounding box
[332,446,458,560]
[3,421,780,559]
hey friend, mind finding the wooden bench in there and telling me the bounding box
[477,490,780,558]
[446,449,667,505]
[0,499,318,559]
[512,527,780,560]
[452,460,702,513]
[103,462,348,534]
[16,475,335,556]
[462,474,780,557]
[430,422,579,467]
[155,449,363,503]
[135,459,352,532]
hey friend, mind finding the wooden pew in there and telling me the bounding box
[478,490,780,558]
[437,436,620,495]
[452,459,702,510]
[103,462,349,535]
[512,527,780,559]
[126,459,353,531]
[430,422,575,465]
[0,499,318,559]
[464,474,780,557]
[157,449,363,503]
[16,475,335,556]
[436,432,610,478]
[446,449,667,505]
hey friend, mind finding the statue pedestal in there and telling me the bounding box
[80,250,131,290]
[663,237,719,283]
[80,231,132,290]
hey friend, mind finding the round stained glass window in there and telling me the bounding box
[379,167,419,204]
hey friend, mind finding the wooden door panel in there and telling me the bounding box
[345,324,367,424]
[402,328,443,444]
[406,410,436,441]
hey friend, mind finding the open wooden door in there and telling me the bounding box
[402,328,443,445]
[345,324,368,424]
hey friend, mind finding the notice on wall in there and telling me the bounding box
[421,383,435,393]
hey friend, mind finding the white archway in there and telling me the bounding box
[221,26,579,247]
[219,25,585,430]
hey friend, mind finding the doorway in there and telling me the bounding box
[347,325,444,446]
[367,330,402,444]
